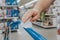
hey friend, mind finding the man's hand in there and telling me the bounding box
[22,0,55,23]
[22,9,40,23]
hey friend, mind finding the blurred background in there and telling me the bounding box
[0,0,60,40]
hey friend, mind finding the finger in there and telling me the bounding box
[31,15,39,22]
[22,12,33,23]
[30,17,33,22]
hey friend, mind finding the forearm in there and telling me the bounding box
[33,0,55,13]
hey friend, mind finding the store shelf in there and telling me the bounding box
[0,17,18,19]
[53,5,60,7]
[32,21,56,29]
[37,19,40,21]
[50,5,60,7]
[45,14,54,16]
[0,5,18,8]
[36,19,42,22]
[11,29,17,32]
[40,25,56,28]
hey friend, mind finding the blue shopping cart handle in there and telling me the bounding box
[24,28,47,40]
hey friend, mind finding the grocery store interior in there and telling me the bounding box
[0,0,60,40]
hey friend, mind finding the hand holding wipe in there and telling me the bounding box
[18,19,32,34]
[20,19,32,28]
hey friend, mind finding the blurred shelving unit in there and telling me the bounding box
[0,0,20,40]
[0,17,18,19]
[0,5,18,8]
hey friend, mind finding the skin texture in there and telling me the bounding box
[22,0,55,23]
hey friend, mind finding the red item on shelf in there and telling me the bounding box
[57,29,60,35]
[4,13,6,16]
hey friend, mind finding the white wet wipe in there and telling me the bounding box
[18,19,32,34]
[20,19,32,28]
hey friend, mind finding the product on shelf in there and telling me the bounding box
[0,9,3,17]
[57,15,60,35]
[0,23,4,30]
[4,9,7,18]
[7,20,20,30]
[40,12,45,22]
[40,11,54,26]
[0,0,5,6]
[6,8,11,17]
[5,0,18,5]
[6,8,19,17]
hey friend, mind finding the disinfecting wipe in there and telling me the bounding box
[18,19,32,34]
[21,20,32,28]
[17,20,33,40]
[19,18,32,28]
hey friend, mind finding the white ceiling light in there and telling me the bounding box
[17,0,21,3]
[25,0,37,6]
[24,0,37,8]
[19,0,37,8]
